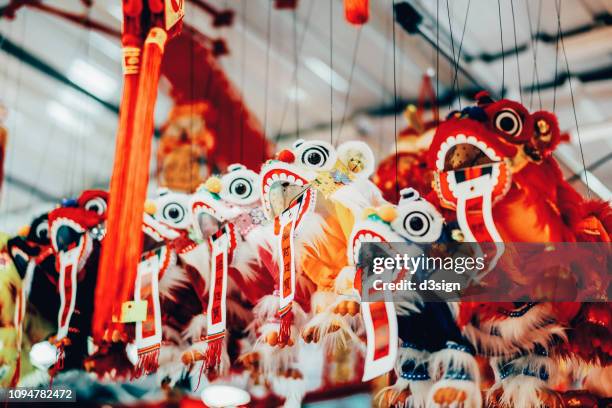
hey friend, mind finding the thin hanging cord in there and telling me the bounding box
[554,0,591,197]
[392,0,399,198]
[497,0,505,95]
[378,4,392,154]
[449,0,471,109]
[510,0,523,103]
[552,2,561,112]
[445,0,458,110]
[293,8,299,142]
[436,0,439,108]
[336,28,362,145]
[274,0,315,140]
[240,0,246,163]
[329,0,333,144]
[525,0,543,110]
[262,0,272,161]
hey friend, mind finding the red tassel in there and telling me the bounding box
[131,347,160,379]
[278,309,293,344]
[344,0,369,25]
[204,336,224,370]
[94,28,168,340]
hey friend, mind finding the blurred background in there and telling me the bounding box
[1,0,611,233]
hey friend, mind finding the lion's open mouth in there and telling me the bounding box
[444,144,496,171]
[435,135,501,172]
[261,166,310,217]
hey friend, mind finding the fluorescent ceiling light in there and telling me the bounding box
[47,101,92,136]
[304,57,349,93]
[67,59,117,100]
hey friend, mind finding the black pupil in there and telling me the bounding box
[89,204,99,213]
[409,216,424,232]
[307,152,322,165]
[39,229,48,239]
[235,182,247,195]
[500,116,515,132]
[169,207,180,219]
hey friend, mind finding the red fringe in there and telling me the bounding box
[278,309,293,344]
[204,337,223,370]
[131,347,160,379]
[344,0,369,25]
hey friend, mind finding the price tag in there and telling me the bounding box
[119,300,148,323]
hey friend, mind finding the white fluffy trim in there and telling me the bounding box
[429,347,480,385]
[427,378,482,408]
[156,344,185,387]
[271,375,306,408]
[489,375,548,408]
[158,263,190,302]
[182,314,207,343]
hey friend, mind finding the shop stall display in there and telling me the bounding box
[0,1,610,407]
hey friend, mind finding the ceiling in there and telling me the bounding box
[1,0,611,232]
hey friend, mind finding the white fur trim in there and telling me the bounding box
[489,375,548,408]
[158,263,190,302]
[336,141,376,178]
[429,347,480,385]
[182,314,207,343]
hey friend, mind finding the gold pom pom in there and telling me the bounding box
[204,176,222,193]
[18,225,30,237]
[143,200,157,215]
[376,205,397,222]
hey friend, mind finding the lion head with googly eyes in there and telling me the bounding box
[349,188,446,268]
[190,164,263,241]
[260,139,376,219]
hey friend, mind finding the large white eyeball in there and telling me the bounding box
[293,140,336,171]
[84,197,108,216]
[152,191,192,230]
[220,164,260,205]
[494,108,523,137]
[391,199,444,243]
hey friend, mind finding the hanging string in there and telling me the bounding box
[336,27,362,145]
[497,0,505,95]
[262,0,272,161]
[329,0,333,144]
[274,0,315,141]
[391,0,399,198]
[448,0,471,109]
[293,8,300,142]
[435,0,439,108]
[552,1,561,113]
[525,0,543,110]
[444,0,458,109]
[510,0,523,104]
[240,0,246,163]
[554,0,591,197]
[377,3,392,155]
